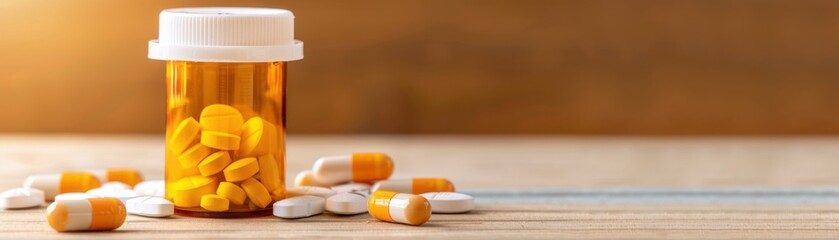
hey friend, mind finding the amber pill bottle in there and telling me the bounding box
[148,7,303,217]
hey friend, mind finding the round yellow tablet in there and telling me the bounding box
[169,118,200,154]
[201,131,241,150]
[198,151,232,177]
[238,117,277,158]
[171,176,218,208]
[257,154,280,191]
[200,104,244,135]
[200,194,230,212]
[240,178,272,208]
[216,182,247,205]
[223,158,259,182]
[178,144,212,168]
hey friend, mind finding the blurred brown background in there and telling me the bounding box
[1,0,838,134]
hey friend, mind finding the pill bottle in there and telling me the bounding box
[148,7,303,217]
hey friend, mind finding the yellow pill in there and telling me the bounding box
[257,154,281,191]
[238,117,277,158]
[178,144,212,168]
[241,178,271,208]
[171,176,218,208]
[270,187,285,202]
[201,131,241,150]
[200,194,230,212]
[216,182,247,205]
[223,158,259,182]
[200,104,244,135]
[168,118,200,154]
[198,151,232,177]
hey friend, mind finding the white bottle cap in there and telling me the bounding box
[148,7,303,62]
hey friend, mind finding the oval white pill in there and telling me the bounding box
[325,192,368,215]
[100,182,131,190]
[54,193,101,201]
[273,196,325,219]
[0,188,44,209]
[286,186,336,199]
[126,196,174,218]
[87,188,140,203]
[331,183,371,194]
[420,192,475,213]
[133,180,164,197]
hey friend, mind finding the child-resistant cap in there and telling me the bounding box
[148,7,303,62]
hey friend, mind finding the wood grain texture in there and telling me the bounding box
[6,204,839,239]
[2,0,839,134]
[2,135,839,238]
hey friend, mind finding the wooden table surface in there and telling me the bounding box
[2,134,839,239]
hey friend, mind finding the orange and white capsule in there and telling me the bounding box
[24,172,102,200]
[46,197,126,232]
[86,168,144,187]
[368,190,431,226]
[371,178,455,194]
[312,153,394,185]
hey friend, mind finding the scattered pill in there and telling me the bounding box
[86,169,144,187]
[216,182,247,205]
[331,182,371,193]
[257,154,281,191]
[420,192,475,213]
[223,158,259,182]
[293,170,330,187]
[273,196,325,219]
[24,172,101,200]
[368,190,431,226]
[171,176,218,208]
[169,117,201,154]
[326,192,368,215]
[133,180,165,197]
[238,117,278,158]
[0,188,44,209]
[286,186,337,199]
[54,193,101,202]
[241,178,272,208]
[312,153,394,185]
[46,198,126,232]
[371,178,455,194]
[126,196,174,218]
[86,188,140,203]
[200,104,244,135]
[198,151,232,176]
[200,194,230,212]
[99,182,132,191]
[201,131,241,150]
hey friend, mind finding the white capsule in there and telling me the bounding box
[286,186,337,199]
[312,153,393,185]
[0,188,45,209]
[54,193,101,202]
[126,196,174,218]
[273,196,325,219]
[371,178,455,194]
[100,182,131,191]
[86,188,140,203]
[46,198,126,232]
[325,192,368,215]
[133,180,165,197]
[331,182,371,194]
[420,192,475,213]
[23,172,101,200]
[293,170,330,187]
